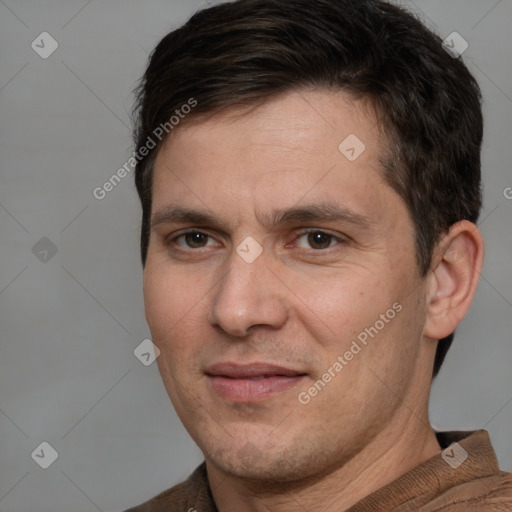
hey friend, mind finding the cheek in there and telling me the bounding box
[287,266,391,348]
[143,265,209,395]
[143,262,213,355]
[143,266,170,332]
[144,264,187,338]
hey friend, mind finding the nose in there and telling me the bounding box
[208,247,289,337]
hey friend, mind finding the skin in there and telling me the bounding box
[143,89,484,511]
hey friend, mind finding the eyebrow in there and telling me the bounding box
[151,206,225,230]
[150,203,375,232]
[263,203,375,230]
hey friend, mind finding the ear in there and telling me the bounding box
[423,220,485,340]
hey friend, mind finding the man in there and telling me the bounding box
[126,0,512,510]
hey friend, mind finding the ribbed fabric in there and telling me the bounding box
[125,430,512,511]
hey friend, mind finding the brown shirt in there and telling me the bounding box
[125,430,512,511]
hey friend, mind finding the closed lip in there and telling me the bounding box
[205,362,307,379]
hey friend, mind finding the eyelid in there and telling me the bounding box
[290,228,348,249]
[167,228,221,248]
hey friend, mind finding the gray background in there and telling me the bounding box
[0,0,511,510]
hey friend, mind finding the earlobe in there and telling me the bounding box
[423,221,485,340]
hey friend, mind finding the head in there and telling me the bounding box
[134,0,484,483]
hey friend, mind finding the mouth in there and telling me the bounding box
[205,362,308,402]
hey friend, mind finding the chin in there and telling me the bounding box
[203,435,329,484]
[210,454,308,482]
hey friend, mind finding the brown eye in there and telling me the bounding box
[185,232,208,248]
[177,231,211,248]
[307,231,334,250]
[292,230,344,251]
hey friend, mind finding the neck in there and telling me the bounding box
[207,417,441,512]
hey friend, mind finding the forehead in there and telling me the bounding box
[151,89,396,227]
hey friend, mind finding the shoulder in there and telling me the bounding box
[123,463,211,512]
[433,430,512,510]
[427,471,512,511]
[483,471,512,509]
[123,480,189,512]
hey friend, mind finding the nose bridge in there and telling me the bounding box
[209,244,288,336]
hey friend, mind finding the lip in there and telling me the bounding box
[205,362,307,402]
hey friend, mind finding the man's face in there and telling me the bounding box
[143,90,432,481]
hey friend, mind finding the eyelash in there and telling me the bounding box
[167,229,347,253]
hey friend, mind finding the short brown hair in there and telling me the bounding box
[133,0,483,376]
